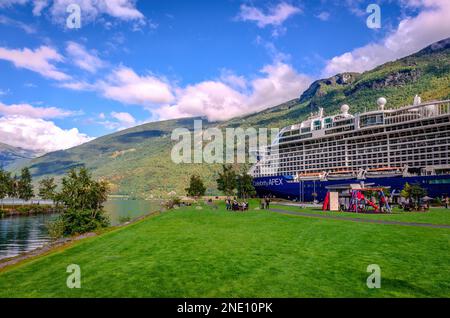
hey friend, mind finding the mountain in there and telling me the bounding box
[16,38,450,198]
[0,142,39,169]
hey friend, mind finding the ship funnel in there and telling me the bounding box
[377,97,387,110]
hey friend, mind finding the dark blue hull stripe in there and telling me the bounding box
[253,175,450,201]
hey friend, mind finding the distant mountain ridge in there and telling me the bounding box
[8,37,450,198]
[0,142,39,169]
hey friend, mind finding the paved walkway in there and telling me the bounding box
[269,208,450,229]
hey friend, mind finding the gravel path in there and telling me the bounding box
[269,208,450,229]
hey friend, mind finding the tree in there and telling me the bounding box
[0,169,11,210]
[410,184,427,208]
[401,182,427,209]
[17,167,34,202]
[8,174,19,204]
[236,173,256,199]
[400,182,411,200]
[38,177,57,201]
[185,174,206,197]
[57,167,109,213]
[216,165,237,196]
[50,167,110,237]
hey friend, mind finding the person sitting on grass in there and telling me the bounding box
[232,199,239,211]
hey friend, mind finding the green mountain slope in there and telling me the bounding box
[13,38,450,198]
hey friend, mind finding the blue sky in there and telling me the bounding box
[0,0,449,153]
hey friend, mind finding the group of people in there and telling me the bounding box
[225,197,249,211]
[260,196,271,210]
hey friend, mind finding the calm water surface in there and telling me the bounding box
[0,200,161,260]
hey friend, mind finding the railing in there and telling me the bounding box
[384,100,450,125]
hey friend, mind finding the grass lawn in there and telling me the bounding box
[0,203,448,298]
[271,203,450,225]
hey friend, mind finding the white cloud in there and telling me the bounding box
[316,11,330,21]
[32,0,49,15]
[0,15,37,33]
[98,111,137,130]
[219,69,247,90]
[236,2,301,28]
[0,0,28,7]
[97,66,174,106]
[323,0,450,76]
[58,46,310,122]
[0,45,70,81]
[58,81,94,91]
[66,41,105,73]
[1,0,145,26]
[0,102,78,118]
[155,62,311,122]
[48,0,144,25]
[0,115,92,152]
[111,111,135,124]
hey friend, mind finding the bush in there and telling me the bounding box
[60,209,110,236]
[163,196,181,209]
[46,218,65,240]
[432,197,442,207]
[118,215,132,223]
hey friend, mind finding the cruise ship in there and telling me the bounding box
[249,96,450,201]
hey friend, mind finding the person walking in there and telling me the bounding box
[445,196,449,209]
[265,196,271,209]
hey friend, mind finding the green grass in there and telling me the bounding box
[271,204,450,225]
[0,203,448,298]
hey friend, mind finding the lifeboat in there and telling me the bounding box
[296,172,326,181]
[365,167,403,178]
[326,170,356,180]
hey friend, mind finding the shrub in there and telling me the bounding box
[46,218,66,240]
[118,215,132,223]
[163,196,181,209]
[60,209,110,236]
[432,197,442,207]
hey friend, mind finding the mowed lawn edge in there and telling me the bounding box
[0,206,448,298]
[0,211,162,273]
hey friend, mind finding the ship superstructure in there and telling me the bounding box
[250,97,450,201]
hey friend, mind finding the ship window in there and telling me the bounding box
[361,114,384,127]
[313,120,322,130]
[301,127,311,133]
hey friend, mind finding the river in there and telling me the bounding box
[0,200,162,260]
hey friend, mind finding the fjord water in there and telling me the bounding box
[0,200,161,260]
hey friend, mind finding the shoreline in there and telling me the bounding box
[0,209,162,271]
[0,206,60,217]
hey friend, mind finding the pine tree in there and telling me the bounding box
[8,174,19,204]
[236,173,256,199]
[216,165,237,196]
[185,174,206,197]
[18,167,34,202]
[38,177,57,201]
[0,169,11,210]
